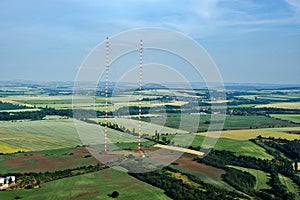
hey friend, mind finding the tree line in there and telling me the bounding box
[253,136,300,161]
[2,164,107,190]
[196,149,298,200]
[0,101,28,110]
[130,167,247,200]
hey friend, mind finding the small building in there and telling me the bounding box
[7,176,15,183]
[190,112,207,115]
[0,177,5,186]
[0,176,15,186]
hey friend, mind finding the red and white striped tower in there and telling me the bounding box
[104,36,109,153]
[138,39,143,155]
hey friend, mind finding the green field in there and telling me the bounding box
[228,104,259,108]
[228,165,271,191]
[0,118,146,152]
[279,174,300,200]
[214,138,273,159]
[101,117,189,136]
[171,166,233,190]
[1,87,300,199]
[0,101,28,110]
[95,100,187,112]
[163,134,273,159]
[1,94,186,111]
[256,102,300,109]
[141,89,194,98]
[0,147,98,174]
[0,116,281,159]
[198,127,300,140]
[169,156,233,190]
[141,114,296,132]
[238,93,300,101]
[1,95,106,109]
[0,108,41,112]
[0,168,171,200]
[0,141,26,154]
[222,115,295,130]
[270,114,300,123]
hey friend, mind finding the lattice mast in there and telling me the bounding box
[138,39,143,156]
[104,36,109,152]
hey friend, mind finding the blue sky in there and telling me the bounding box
[0,0,299,84]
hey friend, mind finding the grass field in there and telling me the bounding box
[0,108,41,112]
[0,168,171,200]
[1,95,105,109]
[141,114,296,132]
[0,141,26,154]
[214,138,273,159]
[222,115,296,130]
[278,174,300,200]
[1,94,186,111]
[95,100,187,112]
[228,104,259,108]
[170,156,233,190]
[100,117,189,136]
[0,118,147,152]
[0,145,151,174]
[255,102,300,109]
[170,165,233,190]
[270,114,300,123]
[161,134,273,159]
[141,89,194,98]
[154,144,204,156]
[0,98,34,108]
[0,117,279,159]
[228,165,271,191]
[198,127,300,140]
[238,93,300,101]
[0,147,100,174]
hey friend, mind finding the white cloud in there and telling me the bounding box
[285,0,300,12]
[1,0,299,42]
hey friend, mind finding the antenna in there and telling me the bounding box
[138,39,144,157]
[104,36,109,152]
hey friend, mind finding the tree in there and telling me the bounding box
[8,177,13,184]
[162,136,167,143]
[108,191,119,198]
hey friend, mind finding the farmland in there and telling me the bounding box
[1,94,187,112]
[156,134,273,159]
[198,127,300,140]
[0,168,171,200]
[169,155,235,190]
[228,165,271,191]
[0,117,146,152]
[255,102,300,109]
[103,117,189,136]
[214,138,273,159]
[0,147,100,174]
[154,144,204,156]
[0,141,26,154]
[0,82,300,199]
[173,155,225,181]
[238,92,300,101]
[0,101,28,110]
[278,174,300,200]
[140,114,297,132]
[270,114,300,123]
[1,95,100,109]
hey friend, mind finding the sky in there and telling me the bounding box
[0,0,299,84]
